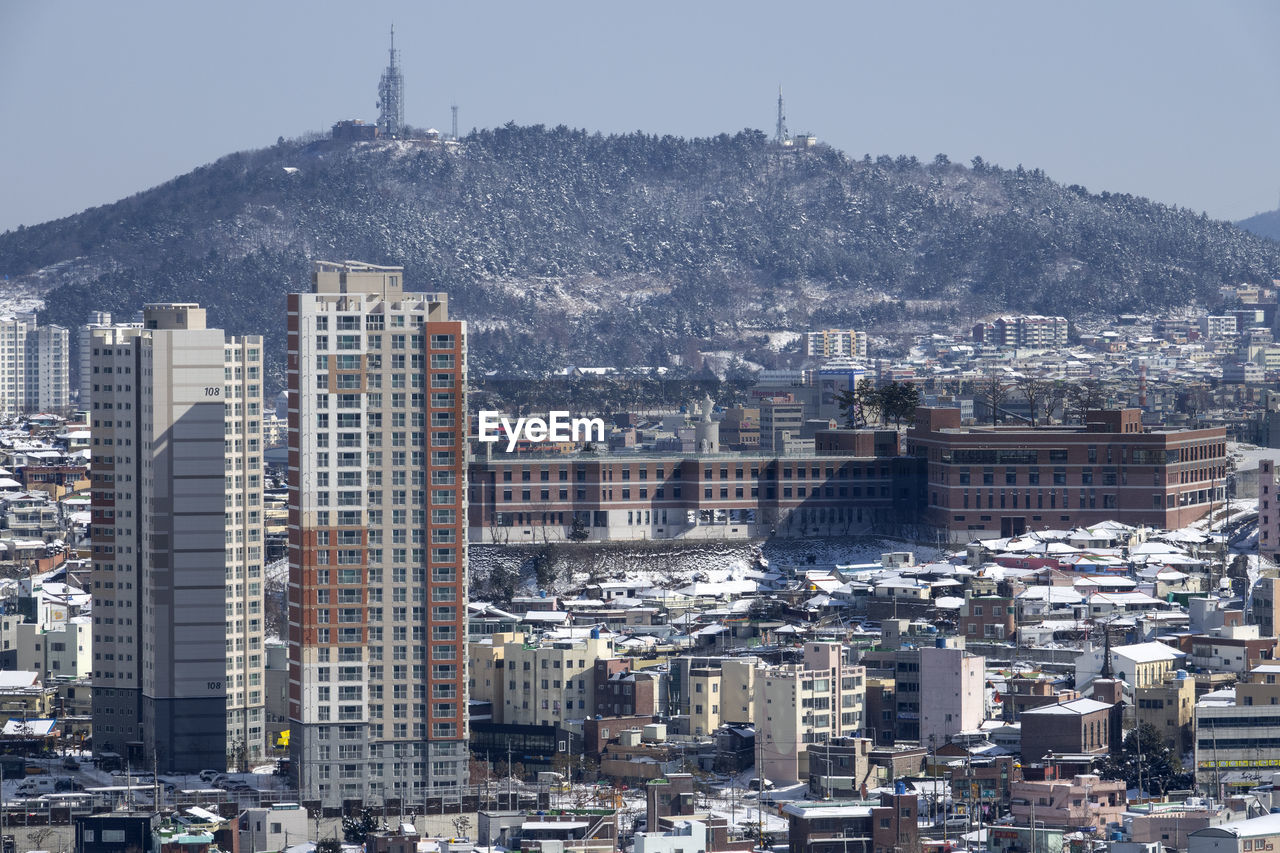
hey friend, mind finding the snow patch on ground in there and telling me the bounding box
[763,331,802,351]
[470,536,947,598]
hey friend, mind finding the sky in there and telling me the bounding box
[1,0,1279,233]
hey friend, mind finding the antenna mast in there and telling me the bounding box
[775,86,789,145]
[451,102,459,141]
[377,25,404,138]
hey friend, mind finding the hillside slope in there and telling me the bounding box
[2,125,1276,388]
[1238,209,1280,243]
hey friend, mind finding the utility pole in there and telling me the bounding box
[1136,726,1145,799]
[756,723,765,850]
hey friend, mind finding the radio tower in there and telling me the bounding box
[451,102,459,141]
[775,85,789,145]
[377,25,404,138]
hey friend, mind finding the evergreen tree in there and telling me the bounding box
[1098,723,1194,795]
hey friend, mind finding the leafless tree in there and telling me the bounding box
[1014,377,1053,426]
[1065,379,1108,423]
[974,369,1010,425]
[1047,381,1070,424]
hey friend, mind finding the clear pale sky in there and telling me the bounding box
[1,0,1278,234]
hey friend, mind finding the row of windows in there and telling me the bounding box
[490,463,888,482]
[937,444,1220,466]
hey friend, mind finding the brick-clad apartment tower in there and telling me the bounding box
[288,261,468,806]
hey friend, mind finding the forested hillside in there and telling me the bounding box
[2,125,1276,391]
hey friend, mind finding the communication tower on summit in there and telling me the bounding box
[775,85,789,145]
[451,102,459,141]
[377,26,404,138]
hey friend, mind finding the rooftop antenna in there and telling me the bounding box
[775,85,789,145]
[451,102,459,141]
[377,25,404,138]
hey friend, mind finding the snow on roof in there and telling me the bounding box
[521,611,570,623]
[1021,697,1113,716]
[1115,641,1184,663]
[1193,811,1280,838]
[781,802,875,819]
[1,718,55,736]
[1090,591,1163,605]
[1159,528,1210,544]
[1130,541,1187,556]
[0,671,39,689]
[1074,576,1135,589]
[1017,587,1083,603]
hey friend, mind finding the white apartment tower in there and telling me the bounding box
[79,311,121,407]
[0,314,69,413]
[89,304,266,772]
[288,261,469,808]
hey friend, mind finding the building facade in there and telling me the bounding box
[497,632,614,728]
[467,446,921,544]
[288,260,469,806]
[1194,665,1280,784]
[89,303,265,771]
[804,329,868,361]
[908,407,1228,540]
[918,643,985,749]
[26,322,69,411]
[0,314,69,414]
[755,642,866,785]
[78,311,113,405]
[1259,462,1280,565]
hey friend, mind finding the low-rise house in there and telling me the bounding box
[1009,774,1126,832]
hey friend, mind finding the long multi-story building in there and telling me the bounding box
[908,407,1227,540]
[468,410,1224,544]
[288,260,469,807]
[89,303,265,772]
[0,314,69,413]
[467,438,919,544]
[974,315,1069,349]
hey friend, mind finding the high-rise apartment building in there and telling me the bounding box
[288,261,468,807]
[79,311,121,407]
[0,314,69,413]
[26,322,69,411]
[90,304,265,772]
